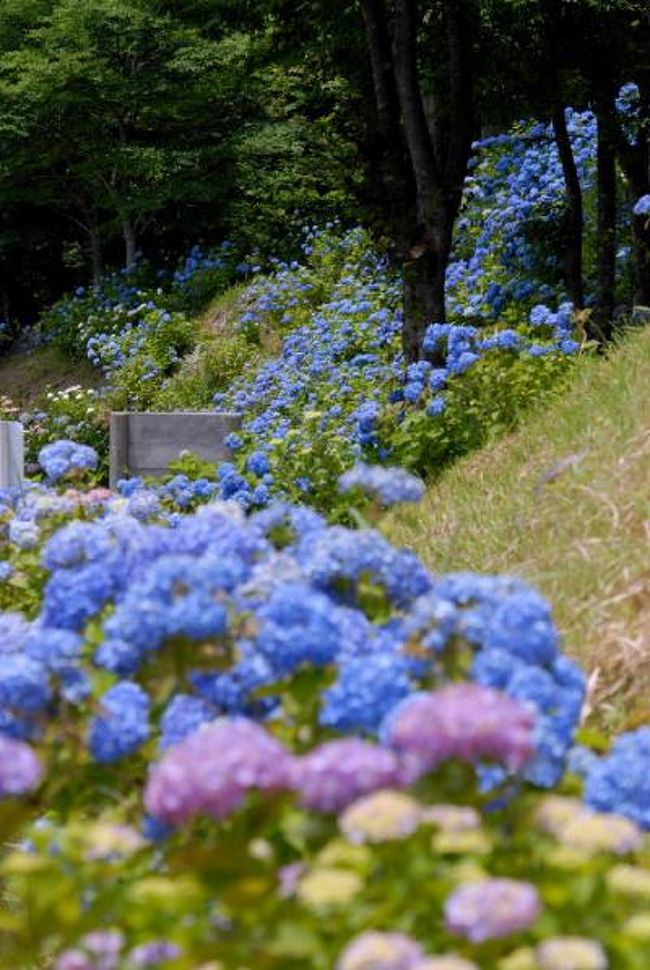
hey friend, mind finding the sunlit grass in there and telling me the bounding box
[387,326,650,731]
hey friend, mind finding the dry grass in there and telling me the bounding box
[387,327,650,731]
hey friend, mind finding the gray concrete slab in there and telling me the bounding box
[109,411,242,487]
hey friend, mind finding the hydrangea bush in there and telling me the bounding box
[208,226,583,513]
[0,463,648,966]
[21,109,609,495]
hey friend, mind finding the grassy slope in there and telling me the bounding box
[0,345,102,408]
[387,327,650,731]
[0,285,248,413]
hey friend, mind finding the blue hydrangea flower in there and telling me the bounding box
[633,194,650,217]
[88,681,150,763]
[321,651,413,732]
[584,728,650,829]
[159,694,216,750]
[338,464,425,506]
[38,440,98,482]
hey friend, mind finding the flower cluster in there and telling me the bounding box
[338,463,425,506]
[38,439,98,483]
[209,221,583,511]
[382,683,536,776]
[55,930,181,970]
[583,728,650,829]
[0,485,586,792]
[446,110,597,322]
[144,718,294,824]
[144,685,537,828]
[0,735,42,797]
[444,878,541,943]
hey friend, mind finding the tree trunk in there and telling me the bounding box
[632,213,650,308]
[402,244,446,360]
[122,217,137,270]
[591,96,618,342]
[360,0,412,242]
[360,0,474,361]
[615,76,650,309]
[89,226,104,285]
[552,103,585,308]
[1,284,11,326]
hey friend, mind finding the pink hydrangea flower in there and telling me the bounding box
[384,683,535,776]
[293,738,406,813]
[444,878,541,942]
[0,735,42,797]
[144,718,294,825]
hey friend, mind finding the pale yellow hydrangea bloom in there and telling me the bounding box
[607,864,650,898]
[535,936,608,969]
[432,829,491,855]
[622,912,650,940]
[560,812,642,854]
[339,789,422,843]
[422,804,482,832]
[413,957,479,970]
[296,866,363,907]
[536,795,643,854]
[535,795,592,836]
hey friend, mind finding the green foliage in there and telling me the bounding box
[104,309,196,410]
[1,762,650,966]
[0,0,361,305]
[152,332,257,411]
[389,348,580,475]
[226,64,363,256]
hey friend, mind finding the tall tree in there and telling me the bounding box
[0,0,248,275]
[360,0,477,360]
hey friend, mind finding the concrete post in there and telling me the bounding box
[0,421,24,489]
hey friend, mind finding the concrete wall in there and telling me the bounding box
[109,411,242,487]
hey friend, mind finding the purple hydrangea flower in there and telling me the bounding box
[444,878,541,942]
[0,736,42,796]
[55,952,96,970]
[55,930,124,970]
[383,683,535,776]
[144,718,294,825]
[128,941,182,966]
[293,738,405,813]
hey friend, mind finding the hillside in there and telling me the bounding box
[387,326,650,729]
[0,345,101,408]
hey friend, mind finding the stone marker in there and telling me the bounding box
[109,411,242,488]
[0,421,24,489]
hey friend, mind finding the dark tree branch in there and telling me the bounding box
[360,0,400,145]
[552,102,585,308]
[592,86,618,341]
[441,0,475,205]
[391,0,441,223]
